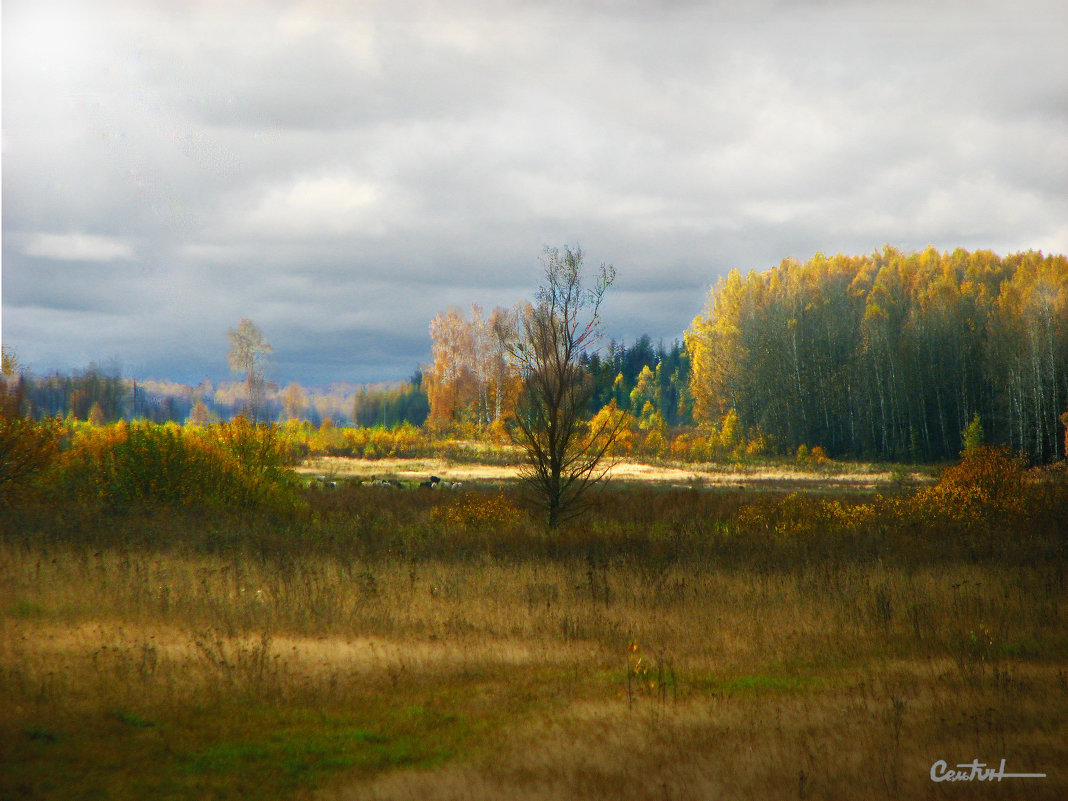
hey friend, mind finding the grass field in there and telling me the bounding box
[2,458,1066,800]
[298,454,935,491]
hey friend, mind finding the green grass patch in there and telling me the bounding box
[0,670,556,801]
[4,600,51,619]
[998,633,1068,661]
[181,722,423,789]
[171,699,483,798]
[107,708,156,729]
[687,667,828,698]
[1,700,470,801]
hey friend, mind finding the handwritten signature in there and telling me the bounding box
[930,759,1046,782]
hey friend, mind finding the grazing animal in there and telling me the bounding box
[426,477,462,490]
[361,478,401,489]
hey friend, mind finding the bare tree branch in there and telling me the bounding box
[507,246,621,527]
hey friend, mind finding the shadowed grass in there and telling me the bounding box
[0,658,573,801]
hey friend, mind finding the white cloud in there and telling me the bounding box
[21,233,135,262]
[238,175,393,239]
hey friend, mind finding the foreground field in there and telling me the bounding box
[2,468,1066,800]
[3,545,1065,800]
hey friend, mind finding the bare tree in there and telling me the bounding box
[227,318,273,422]
[508,246,624,527]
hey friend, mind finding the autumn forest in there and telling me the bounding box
[687,246,1068,462]
[7,246,1068,465]
[416,246,1068,464]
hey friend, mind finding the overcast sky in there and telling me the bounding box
[4,0,1066,386]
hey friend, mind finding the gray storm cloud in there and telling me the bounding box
[3,0,1066,385]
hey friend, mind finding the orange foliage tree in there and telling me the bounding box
[425,304,520,429]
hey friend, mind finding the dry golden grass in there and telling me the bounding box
[2,532,1066,800]
[298,454,928,491]
[340,666,1067,801]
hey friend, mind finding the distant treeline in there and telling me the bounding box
[12,368,189,424]
[9,339,690,434]
[352,373,430,428]
[11,368,365,427]
[686,247,1068,462]
[373,335,694,434]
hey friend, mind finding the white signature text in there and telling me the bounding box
[930,759,1046,782]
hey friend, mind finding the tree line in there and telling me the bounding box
[7,334,689,437]
[8,245,1066,465]
[9,367,198,425]
[8,367,403,428]
[686,247,1068,462]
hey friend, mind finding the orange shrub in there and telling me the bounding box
[809,445,830,465]
[430,490,523,529]
[342,426,368,455]
[367,426,394,457]
[487,418,511,446]
[391,422,426,456]
[936,445,1026,504]
[737,491,876,538]
[669,433,693,461]
[689,434,713,463]
[311,420,348,455]
[745,433,768,457]
[906,444,1030,533]
[641,429,666,458]
[587,401,636,457]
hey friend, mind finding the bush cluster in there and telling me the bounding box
[279,420,430,459]
[0,373,63,507]
[430,490,524,530]
[735,492,876,538]
[735,444,1066,553]
[0,415,61,508]
[38,418,302,515]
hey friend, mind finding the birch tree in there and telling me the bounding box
[227,318,272,423]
